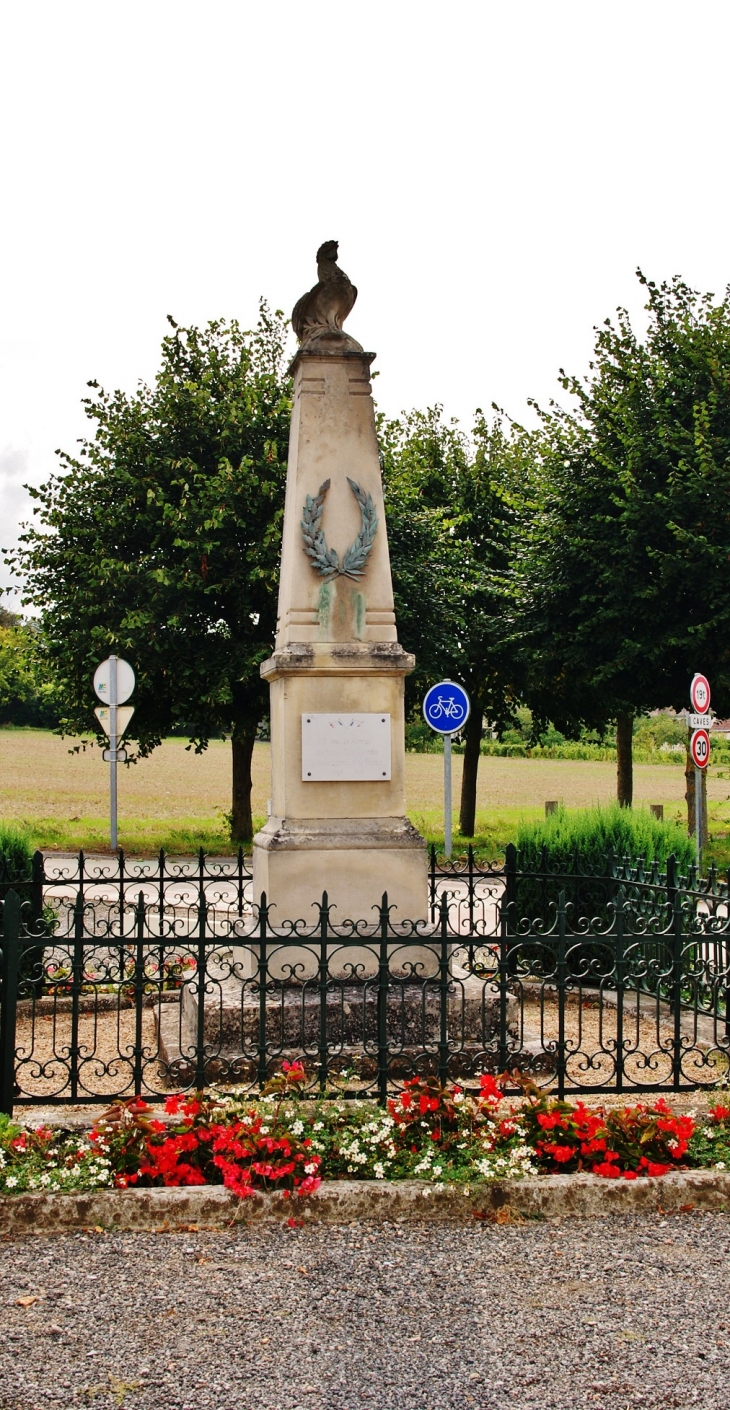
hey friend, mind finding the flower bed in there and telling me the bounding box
[1,1067,729,1200]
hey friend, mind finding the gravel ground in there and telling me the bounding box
[0,1212,728,1410]
[14,1010,161,1101]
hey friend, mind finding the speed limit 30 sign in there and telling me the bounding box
[691,728,711,769]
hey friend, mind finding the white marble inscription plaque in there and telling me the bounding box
[302,713,391,781]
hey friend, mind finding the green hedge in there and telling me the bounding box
[0,824,45,993]
[515,804,695,876]
[0,824,33,902]
[480,740,691,764]
[511,806,697,978]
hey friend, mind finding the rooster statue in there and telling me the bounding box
[292,240,358,346]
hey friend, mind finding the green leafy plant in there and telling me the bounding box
[9,306,291,842]
[515,803,695,876]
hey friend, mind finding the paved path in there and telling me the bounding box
[0,1212,728,1409]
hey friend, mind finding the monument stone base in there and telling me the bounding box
[252,815,427,923]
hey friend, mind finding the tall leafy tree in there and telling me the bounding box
[522,273,730,807]
[8,306,291,840]
[0,607,59,727]
[381,406,529,836]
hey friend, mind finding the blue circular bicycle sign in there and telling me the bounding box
[422,680,471,734]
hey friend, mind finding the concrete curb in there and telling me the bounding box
[1,1170,730,1234]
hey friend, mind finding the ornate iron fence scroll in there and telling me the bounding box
[0,846,729,1111]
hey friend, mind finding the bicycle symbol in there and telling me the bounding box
[427,695,466,723]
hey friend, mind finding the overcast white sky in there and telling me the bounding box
[2,0,730,596]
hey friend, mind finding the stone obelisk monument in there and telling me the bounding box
[252,241,427,921]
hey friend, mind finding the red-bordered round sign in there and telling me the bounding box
[690,728,711,769]
[690,674,711,714]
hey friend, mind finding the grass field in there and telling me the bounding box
[2,727,729,861]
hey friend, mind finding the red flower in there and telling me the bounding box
[580,1139,607,1156]
[537,1112,565,1131]
[545,1144,574,1164]
[592,1160,622,1179]
[297,1175,321,1196]
[478,1073,502,1104]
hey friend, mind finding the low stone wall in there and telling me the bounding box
[2,1169,729,1234]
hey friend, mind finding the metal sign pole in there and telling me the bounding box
[422,678,469,860]
[444,731,452,859]
[110,655,118,851]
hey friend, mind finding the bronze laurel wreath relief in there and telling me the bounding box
[300,477,378,580]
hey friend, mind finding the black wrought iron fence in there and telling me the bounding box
[0,846,729,1111]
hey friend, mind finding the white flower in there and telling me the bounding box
[290,1120,304,1136]
[40,1173,51,1187]
[432,1166,443,1177]
[5,1176,17,1189]
[453,1092,465,1105]
[715,1161,727,1171]
[304,1162,318,1175]
[373,1163,385,1179]
[434,1183,445,1192]
[313,1122,324,1131]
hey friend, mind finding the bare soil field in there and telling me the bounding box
[1,727,728,854]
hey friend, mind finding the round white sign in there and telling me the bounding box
[93,657,135,705]
[690,728,710,770]
[690,673,711,714]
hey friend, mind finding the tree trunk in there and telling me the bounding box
[616,712,633,807]
[459,708,483,837]
[685,748,696,837]
[685,749,709,848]
[231,728,256,843]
